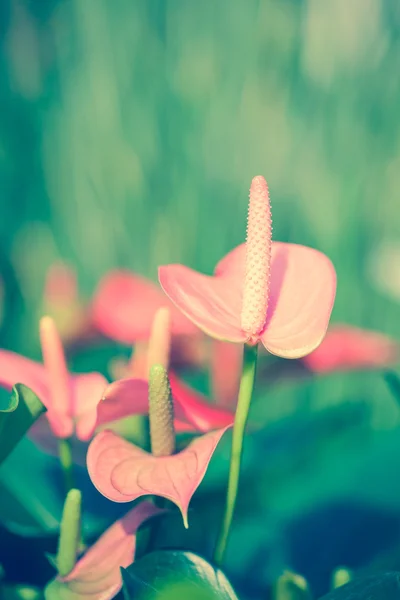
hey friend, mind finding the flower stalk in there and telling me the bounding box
[58,438,75,494]
[213,342,258,566]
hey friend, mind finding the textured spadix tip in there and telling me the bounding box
[148,364,175,457]
[240,175,272,340]
[250,175,269,202]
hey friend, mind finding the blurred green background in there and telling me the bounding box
[1,1,400,597]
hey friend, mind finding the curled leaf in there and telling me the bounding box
[0,384,46,465]
[122,550,239,600]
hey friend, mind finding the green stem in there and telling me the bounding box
[58,438,75,493]
[213,343,258,566]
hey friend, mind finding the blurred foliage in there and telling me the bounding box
[0,0,399,423]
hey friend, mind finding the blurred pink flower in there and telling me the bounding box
[210,340,243,408]
[101,306,234,433]
[43,261,94,347]
[101,374,234,433]
[87,427,230,528]
[302,324,398,373]
[46,501,163,600]
[91,270,199,344]
[0,317,107,440]
[159,176,336,358]
[211,325,399,407]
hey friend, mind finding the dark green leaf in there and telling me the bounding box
[122,550,239,600]
[0,384,46,465]
[331,567,352,589]
[319,572,400,599]
[0,584,42,599]
[384,371,400,405]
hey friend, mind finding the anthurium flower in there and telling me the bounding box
[89,363,231,528]
[159,176,336,358]
[45,501,163,600]
[87,427,230,528]
[0,317,107,440]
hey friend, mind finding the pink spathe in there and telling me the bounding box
[46,501,162,600]
[87,427,230,527]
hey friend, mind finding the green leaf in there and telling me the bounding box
[384,371,400,405]
[331,567,352,589]
[122,551,239,600]
[0,384,46,465]
[319,572,400,599]
[0,585,42,600]
[274,571,312,600]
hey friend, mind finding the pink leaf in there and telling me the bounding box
[45,501,163,600]
[91,270,197,344]
[87,428,230,527]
